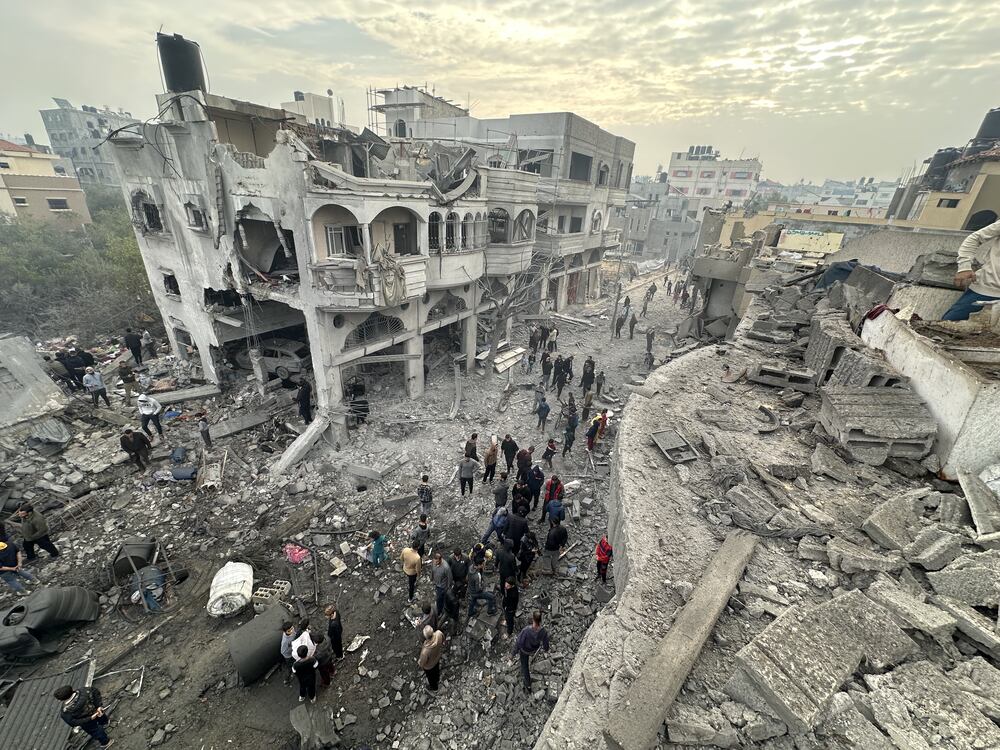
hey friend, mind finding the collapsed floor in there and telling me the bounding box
[0,272,686,749]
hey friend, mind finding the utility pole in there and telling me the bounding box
[609,247,625,341]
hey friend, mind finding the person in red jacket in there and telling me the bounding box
[595,535,613,584]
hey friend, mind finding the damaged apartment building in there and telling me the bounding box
[104,34,633,438]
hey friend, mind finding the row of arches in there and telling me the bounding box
[428,208,536,249]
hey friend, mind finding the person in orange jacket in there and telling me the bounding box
[595,535,613,584]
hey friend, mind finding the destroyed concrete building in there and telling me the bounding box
[104,38,633,441]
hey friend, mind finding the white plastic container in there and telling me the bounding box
[206,561,254,617]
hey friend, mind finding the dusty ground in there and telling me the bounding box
[0,270,689,749]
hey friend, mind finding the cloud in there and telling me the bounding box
[3,0,1000,181]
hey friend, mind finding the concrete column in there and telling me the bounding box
[556,275,569,311]
[248,348,267,396]
[404,336,425,398]
[461,313,478,374]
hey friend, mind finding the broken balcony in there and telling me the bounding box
[425,211,487,289]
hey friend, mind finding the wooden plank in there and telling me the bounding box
[355,354,422,364]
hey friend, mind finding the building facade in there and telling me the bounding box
[0,140,91,224]
[666,146,761,211]
[40,98,139,187]
[614,175,700,263]
[393,106,634,308]
[281,91,347,130]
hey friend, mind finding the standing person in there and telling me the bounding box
[640,296,649,318]
[543,519,568,576]
[495,539,518,588]
[430,552,453,617]
[117,362,137,404]
[580,389,594,424]
[944,217,1000,320]
[16,505,59,561]
[580,364,595,395]
[623,294,631,311]
[500,432,517,474]
[467,562,497,617]
[492,472,510,508]
[324,606,344,661]
[418,625,445,694]
[82,367,111,407]
[417,602,439,642]
[62,349,86,386]
[681,287,690,307]
[53,684,113,748]
[313,632,335,687]
[528,326,540,355]
[536,397,551,431]
[527,351,536,374]
[511,480,531,516]
[551,355,564,388]
[505,505,529,555]
[449,548,470,602]
[136,394,164,439]
[595,534,614,584]
[410,515,430,557]
[673,283,682,304]
[548,326,559,352]
[646,327,655,353]
[120,429,151,470]
[457,455,480,496]
[595,371,606,397]
[512,611,550,689]
[554,368,568,400]
[44,355,78,391]
[647,282,657,300]
[562,421,576,457]
[518,529,539,583]
[539,324,550,351]
[526,464,545,512]
[585,417,600,452]
[502,577,520,638]
[417,474,433,516]
[124,328,143,365]
[541,356,554,388]
[614,315,625,338]
[515,446,533,482]
[533,381,546,414]
[482,438,498,483]
[541,476,565,524]
[198,416,212,449]
[542,439,557,470]
[363,530,387,567]
[0,540,37,595]
[666,278,673,294]
[295,379,313,424]
[280,621,300,684]
[142,329,157,360]
[629,313,639,339]
[464,433,479,460]
[292,645,319,703]
[401,544,422,602]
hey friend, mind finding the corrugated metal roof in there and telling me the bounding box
[0,660,93,750]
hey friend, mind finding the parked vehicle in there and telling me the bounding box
[234,338,310,379]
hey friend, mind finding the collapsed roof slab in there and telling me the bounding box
[0,335,69,434]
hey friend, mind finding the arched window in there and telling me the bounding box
[488,208,510,244]
[393,119,407,138]
[597,163,610,186]
[462,213,474,249]
[474,212,484,247]
[344,312,405,350]
[965,209,998,232]
[512,210,534,242]
[428,212,442,251]
[445,212,460,250]
[591,210,603,233]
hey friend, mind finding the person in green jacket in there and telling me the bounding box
[15,504,60,561]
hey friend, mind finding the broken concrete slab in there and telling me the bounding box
[930,595,1000,659]
[827,538,906,574]
[947,657,1000,723]
[810,443,855,483]
[604,531,758,750]
[818,386,937,466]
[748,361,816,392]
[723,485,779,528]
[865,576,957,639]
[937,493,974,528]
[665,703,738,747]
[816,692,898,750]
[926,550,1000,607]
[271,416,331,476]
[732,590,916,734]
[797,536,828,561]
[154,383,222,406]
[903,526,964,571]
[862,493,925,550]
[957,471,1000,543]
[828,347,905,389]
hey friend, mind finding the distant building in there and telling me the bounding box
[612,173,699,263]
[39,98,139,187]
[666,146,762,211]
[281,90,347,130]
[0,139,91,224]
[370,86,468,138]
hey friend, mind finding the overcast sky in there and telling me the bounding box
[3,1,1000,184]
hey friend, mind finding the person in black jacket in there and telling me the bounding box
[495,539,518,588]
[54,684,113,748]
[295,379,313,424]
[502,577,520,636]
[324,605,344,660]
[124,328,143,365]
[500,435,518,473]
[505,506,529,556]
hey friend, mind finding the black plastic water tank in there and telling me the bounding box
[976,107,1000,141]
[157,33,207,93]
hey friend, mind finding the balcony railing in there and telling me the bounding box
[310,254,426,308]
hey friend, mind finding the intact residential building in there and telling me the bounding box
[666,146,761,212]
[0,139,91,224]
[281,90,348,130]
[105,38,633,439]
[40,98,139,186]
[384,99,635,308]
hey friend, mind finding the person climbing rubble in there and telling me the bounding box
[136,394,164,439]
[15,504,60,561]
[124,327,143,365]
[117,362,137,404]
[0,540,37,595]
[82,367,111,407]
[542,518,568,576]
[511,610,550,690]
[595,534,614,584]
[363,530,387,566]
[467,561,496,618]
[54,684,114,748]
[120,428,151,470]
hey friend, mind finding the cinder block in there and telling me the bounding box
[748,361,817,393]
[828,348,907,389]
[804,317,864,385]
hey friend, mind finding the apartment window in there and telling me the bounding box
[827,210,839,216]
[557,216,566,233]
[0,161,9,169]
[731,171,751,179]
[597,164,610,186]
[569,152,593,181]
[324,224,364,256]
[726,189,747,197]
[569,217,583,233]
[185,203,207,230]
[672,169,691,178]
[696,188,712,196]
[677,187,689,194]
[13,197,27,206]
[47,198,70,210]
[132,191,163,233]
[937,198,960,208]
[699,170,715,178]
[163,274,181,296]
[855,199,868,205]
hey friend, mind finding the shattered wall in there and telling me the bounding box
[0,335,69,434]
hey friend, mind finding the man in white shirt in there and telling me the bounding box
[137,394,164,438]
[944,218,1000,321]
[82,367,111,407]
